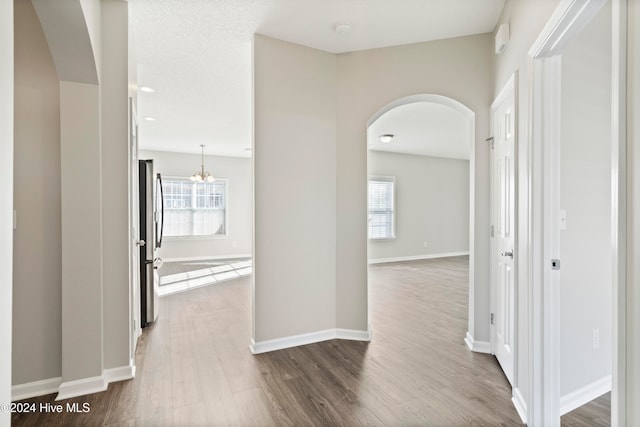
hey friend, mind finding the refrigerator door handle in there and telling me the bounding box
[156,173,164,248]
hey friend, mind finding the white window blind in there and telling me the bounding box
[368,177,395,240]
[162,178,227,237]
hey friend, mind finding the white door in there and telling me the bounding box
[490,74,516,386]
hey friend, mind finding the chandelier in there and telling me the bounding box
[190,144,215,183]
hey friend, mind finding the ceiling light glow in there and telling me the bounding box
[379,134,394,143]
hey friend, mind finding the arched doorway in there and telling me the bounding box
[366,94,477,349]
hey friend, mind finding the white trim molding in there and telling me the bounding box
[56,376,107,401]
[368,251,469,265]
[103,364,135,384]
[250,326,372,355]
[12,377,62,401]
[560,376,612,416]
[55,364,135,401]
[512,386,528,424]
[464,331,491,354]
[611,1,628,425]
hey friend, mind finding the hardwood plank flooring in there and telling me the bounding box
[562,393,611,427]
[12,255,603,426]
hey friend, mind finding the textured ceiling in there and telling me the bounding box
[130,0,505,157]
[368,102,471,160]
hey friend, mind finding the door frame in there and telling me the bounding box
[527,0,627,425]
[489,71,518,383]
[128,96,141,360]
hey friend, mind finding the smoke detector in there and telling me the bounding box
[335,23,352,36]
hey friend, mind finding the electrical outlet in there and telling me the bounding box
[592,329,600,349]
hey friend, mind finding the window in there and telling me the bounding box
[162,177,227,238]
[368,177,395,240]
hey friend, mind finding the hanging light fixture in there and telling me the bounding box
[190,144,215,183]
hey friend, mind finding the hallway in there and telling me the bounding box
[14,257,524,426]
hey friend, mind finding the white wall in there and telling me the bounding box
[28,0,134,395]
[336,35,493,335]
[139,150,252,260]
[493,0,563,412]
[253,35,337,342]
[559,1,612,399]
[253,33,490,345]
[60,81,104,383]
[0,0,13,423]
[627,0,640,422]
[101,0,132,372]
[79,0,101,81]
[31,0,98,85]
[13,0,62,386]
[368,151,469,261]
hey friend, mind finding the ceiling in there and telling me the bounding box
[368,102,471,160]
[130,0,505,157]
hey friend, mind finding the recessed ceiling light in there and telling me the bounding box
[143,116,156,121]
[379,134,394,143]
[139,86,156,93]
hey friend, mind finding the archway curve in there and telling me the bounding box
[366,92,478,354]
[368,94,475,126]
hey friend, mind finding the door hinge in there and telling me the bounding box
[490,225,494,238]
[486,136,495,149]
[490,313,494,325]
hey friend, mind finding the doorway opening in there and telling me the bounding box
[528,0,626,424]
[365,93,478,352]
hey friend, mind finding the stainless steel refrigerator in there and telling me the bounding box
[139,159,163,327]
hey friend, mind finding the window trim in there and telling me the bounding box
[367,175,396,241]
[162,176,229,241]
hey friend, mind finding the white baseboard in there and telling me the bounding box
[162,254,251,263]
[103,364,135,384]
[336,327,372,341]
[464,331,492,354]
[54,363,136,402]
[512,386,528,424]
[12,377,62,401]
[560,375,612,415]
[56,375,107,401]
[368,251,469,265]
[250,325,372,355]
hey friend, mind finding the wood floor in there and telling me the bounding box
[562,393,610,427]
[11,256,607,426]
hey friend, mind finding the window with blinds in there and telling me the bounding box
[162,177,227,238]
[368,177,395,240]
